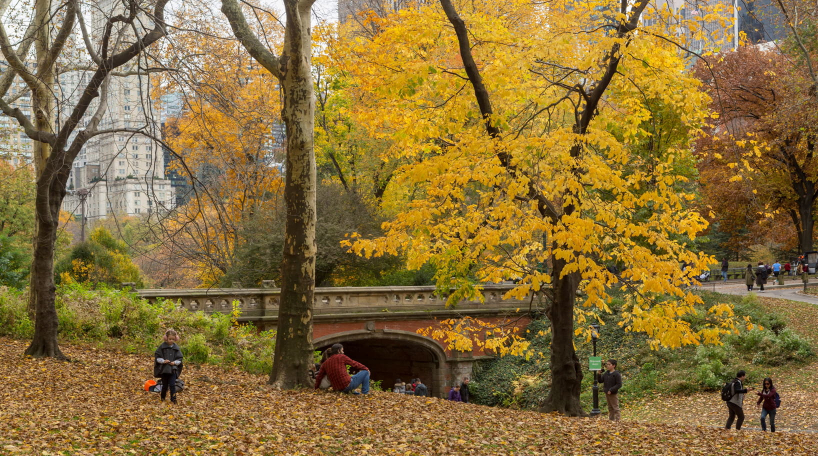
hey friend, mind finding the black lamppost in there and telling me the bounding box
[590,323,601,417]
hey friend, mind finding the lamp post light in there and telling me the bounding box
[590,323,601,417]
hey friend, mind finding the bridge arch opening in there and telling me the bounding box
[314,331,447,397]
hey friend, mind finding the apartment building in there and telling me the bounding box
[59,0,174,221]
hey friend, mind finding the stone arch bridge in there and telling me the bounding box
[138,285,540,398]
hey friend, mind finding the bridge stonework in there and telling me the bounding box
[138,285,539,398]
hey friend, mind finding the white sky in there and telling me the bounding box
[272,0,339,23]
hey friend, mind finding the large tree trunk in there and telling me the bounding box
[269,0,316,389]
[539,258,584,416]
[27,0,56,318]
[799,196,814,252]
[25,182,64,358]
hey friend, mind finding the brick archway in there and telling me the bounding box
[314,330,449,397]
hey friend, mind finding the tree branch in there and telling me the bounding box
[220,0,283,79]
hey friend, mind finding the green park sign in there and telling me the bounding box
[589,356,602,371]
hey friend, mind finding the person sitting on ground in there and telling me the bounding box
[414,379,428,397]
[447,385,462,402]
[313,343,371,395]
[393,378,405,394]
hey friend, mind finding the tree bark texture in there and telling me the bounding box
[538,259,584,416]
[269,0,317,389]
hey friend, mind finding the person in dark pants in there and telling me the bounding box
[756,262,768,292]
[460,377,470,403]
[757,377,777,432]
[596,359,623,421]
[721,258,729,283]
[726,370,754,430]
[745,264,755,292]
[154,329,184,404]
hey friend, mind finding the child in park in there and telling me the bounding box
[154,329,184,404]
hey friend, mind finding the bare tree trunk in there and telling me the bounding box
[25,182,64,358]
[220,0,317,388]
[270,0,317,389]
[799,197,814,252]
[539,260,584,415]
[27,0,56,318]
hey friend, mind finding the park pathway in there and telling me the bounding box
[696,279,818,305]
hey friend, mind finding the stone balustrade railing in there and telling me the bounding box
[137,284,545,320]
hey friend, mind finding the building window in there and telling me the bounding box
[132,146,139,151]
[135,200,140,205]
[134,192,140,197]
[146,154,152,160]
[119,161,124,166]
[124,89,130,95]
[146,146,152,151]
[118,169,125,175]
[124,106,131,111]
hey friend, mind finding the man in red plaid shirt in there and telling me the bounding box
[314,343,371,394]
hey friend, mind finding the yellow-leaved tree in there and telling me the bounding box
[341,0,746,415]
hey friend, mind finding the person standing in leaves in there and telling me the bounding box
[313,343,371,395]
[745,264,756,292]
[596,359,622,421]
[726,370,754,430]
[460,377,471,403]
[154,329,183,404]
[757,377,777,432]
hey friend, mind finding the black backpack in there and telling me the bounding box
[721,379,736,401]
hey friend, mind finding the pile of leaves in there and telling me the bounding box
[1,338,818,455]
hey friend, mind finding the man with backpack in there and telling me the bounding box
[723,370,754,430]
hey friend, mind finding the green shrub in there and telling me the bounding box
[0,284,277,376]
[184,333,210,364]
[0,287,33,338]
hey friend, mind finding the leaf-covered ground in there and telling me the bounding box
[1,337,817,455]
[626,296,818,433]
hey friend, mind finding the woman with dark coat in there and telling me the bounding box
[745,264,756,292]
[756,262,768,291]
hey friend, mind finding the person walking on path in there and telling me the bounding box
[154,329,183,404]
[722,258,730,283]
[414,379,428,397]
[596,359,623,421]
[803,263,810,292]
[725,370,754,430]
[785,262,791,276]
[314,343,371,395]
[460,377,471,404]
[757,377,777,432]
[773,261,781,280]
[745,264,756,292]
[447,385,462,402]
[756,262,768,292]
